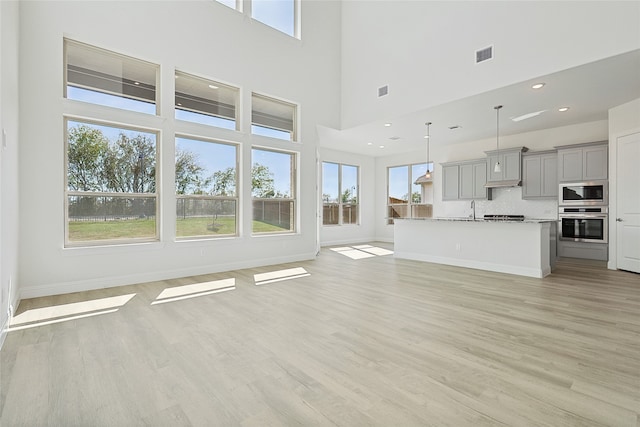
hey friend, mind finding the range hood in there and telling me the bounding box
[485,179,521,188]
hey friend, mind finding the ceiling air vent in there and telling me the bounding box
[476,46,493,64]
[389,136,400,141]
[378,85,389,97]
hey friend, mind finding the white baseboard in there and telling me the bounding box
[19,252,317,299]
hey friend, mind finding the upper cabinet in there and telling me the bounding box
[485,147,527,184]
[557,142,608,182]
[441,159,489,201]
[522,151,558,199]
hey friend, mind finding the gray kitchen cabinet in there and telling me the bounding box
[442,164,459,200]
[442,160,488,201]
[485,147,527,183]
[523,151,558,199]
[557,142,607,182]
[459,160,489,200]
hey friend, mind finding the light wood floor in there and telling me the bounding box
[1,243,639,426]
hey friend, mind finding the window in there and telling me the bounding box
[252,0,296,37]
[322,162,359,226]
[65,120,158,245]
[252,148,296,234]
[216,0,237,9]
[64,39,158,115]
[387,163,432,224]
[175,71,238,130]
[175,137,238,239]
[251,93,297,141]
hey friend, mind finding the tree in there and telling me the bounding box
[341,186,357,204]
[67,125,109,191]
[210,167,236,196]
[103,133,156,193]
[175,147,209,195]
[251,163,276,198]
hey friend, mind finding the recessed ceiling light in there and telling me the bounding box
[558,107,570,112]
[531,83,545,89]
[384,123,392,127]
[134,81,140,85]
[379,145,385,149]
[208,84,219,89]
[177,103,182,106]
[424,135,430,139]
[367,142,373,146]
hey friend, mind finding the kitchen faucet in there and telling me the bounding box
[470,200,476,220]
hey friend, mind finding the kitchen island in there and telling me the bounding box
[394,218,557,278]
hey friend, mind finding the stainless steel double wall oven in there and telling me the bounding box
[558,181,608,243]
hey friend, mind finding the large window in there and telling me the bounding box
[175,137,238,239]
[64,39,158,115]
[216,0,298,38]
[252,148,296,234]
[175,71,238,130]
[387,163,432,224]
[322,162,359,226]
[252,93,297,141]
[252,0,296,37]
[65,120,158,245]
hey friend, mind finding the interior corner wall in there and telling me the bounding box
[607,98,640,270]
[319,148,376,246]
[17,1,342,298]
[373,120,609,241]
[1,0,20,346]
[341,1,640,129]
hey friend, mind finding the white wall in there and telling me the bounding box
[0,0,20,346]
[341,1,640,128]
[608,98,640,270]
[18,1,342,298]
[374,120,608,241]
[319,147,376,246]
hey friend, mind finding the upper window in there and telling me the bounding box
[175,71,239,131]
[216,0,237,9]
[252,93,297,141]
[251,148,296,234]
[64,39,158,115]
[65,119,158,245]
[322,162,359,226]
[252,0,296,37]
[387,163,431,224]
[175,137,238,239]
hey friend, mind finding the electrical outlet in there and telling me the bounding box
[2,128,7,150]
[455,243,461,251]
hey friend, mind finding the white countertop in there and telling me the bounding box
[394,217,556,223]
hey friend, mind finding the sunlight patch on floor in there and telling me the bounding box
[152,278,236,305]
[254,267,310,286]
[330,245,393,259]
[9,293,136,331]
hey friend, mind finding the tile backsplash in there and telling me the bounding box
[437,187,558,219]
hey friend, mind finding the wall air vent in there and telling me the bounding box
[389,136,400,141]
[378,85,389,97]
[476,46,493,63]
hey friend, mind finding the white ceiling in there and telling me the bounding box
[318,49,640,157]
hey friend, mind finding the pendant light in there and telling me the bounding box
[494,105,503,173]
[414,122,433,184]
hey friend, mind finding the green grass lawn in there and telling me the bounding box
[69,216,290,241]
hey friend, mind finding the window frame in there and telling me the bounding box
[251,92,298,142]
[387,162,432,225]
[251,147,297,235]
[64,38,160,116]
[174,135,240,240]
[322,161,360,227]
[64,117,161,247]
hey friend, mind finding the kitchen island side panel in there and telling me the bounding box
[394,219,553,278]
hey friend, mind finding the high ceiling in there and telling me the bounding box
[318,49,640,156]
